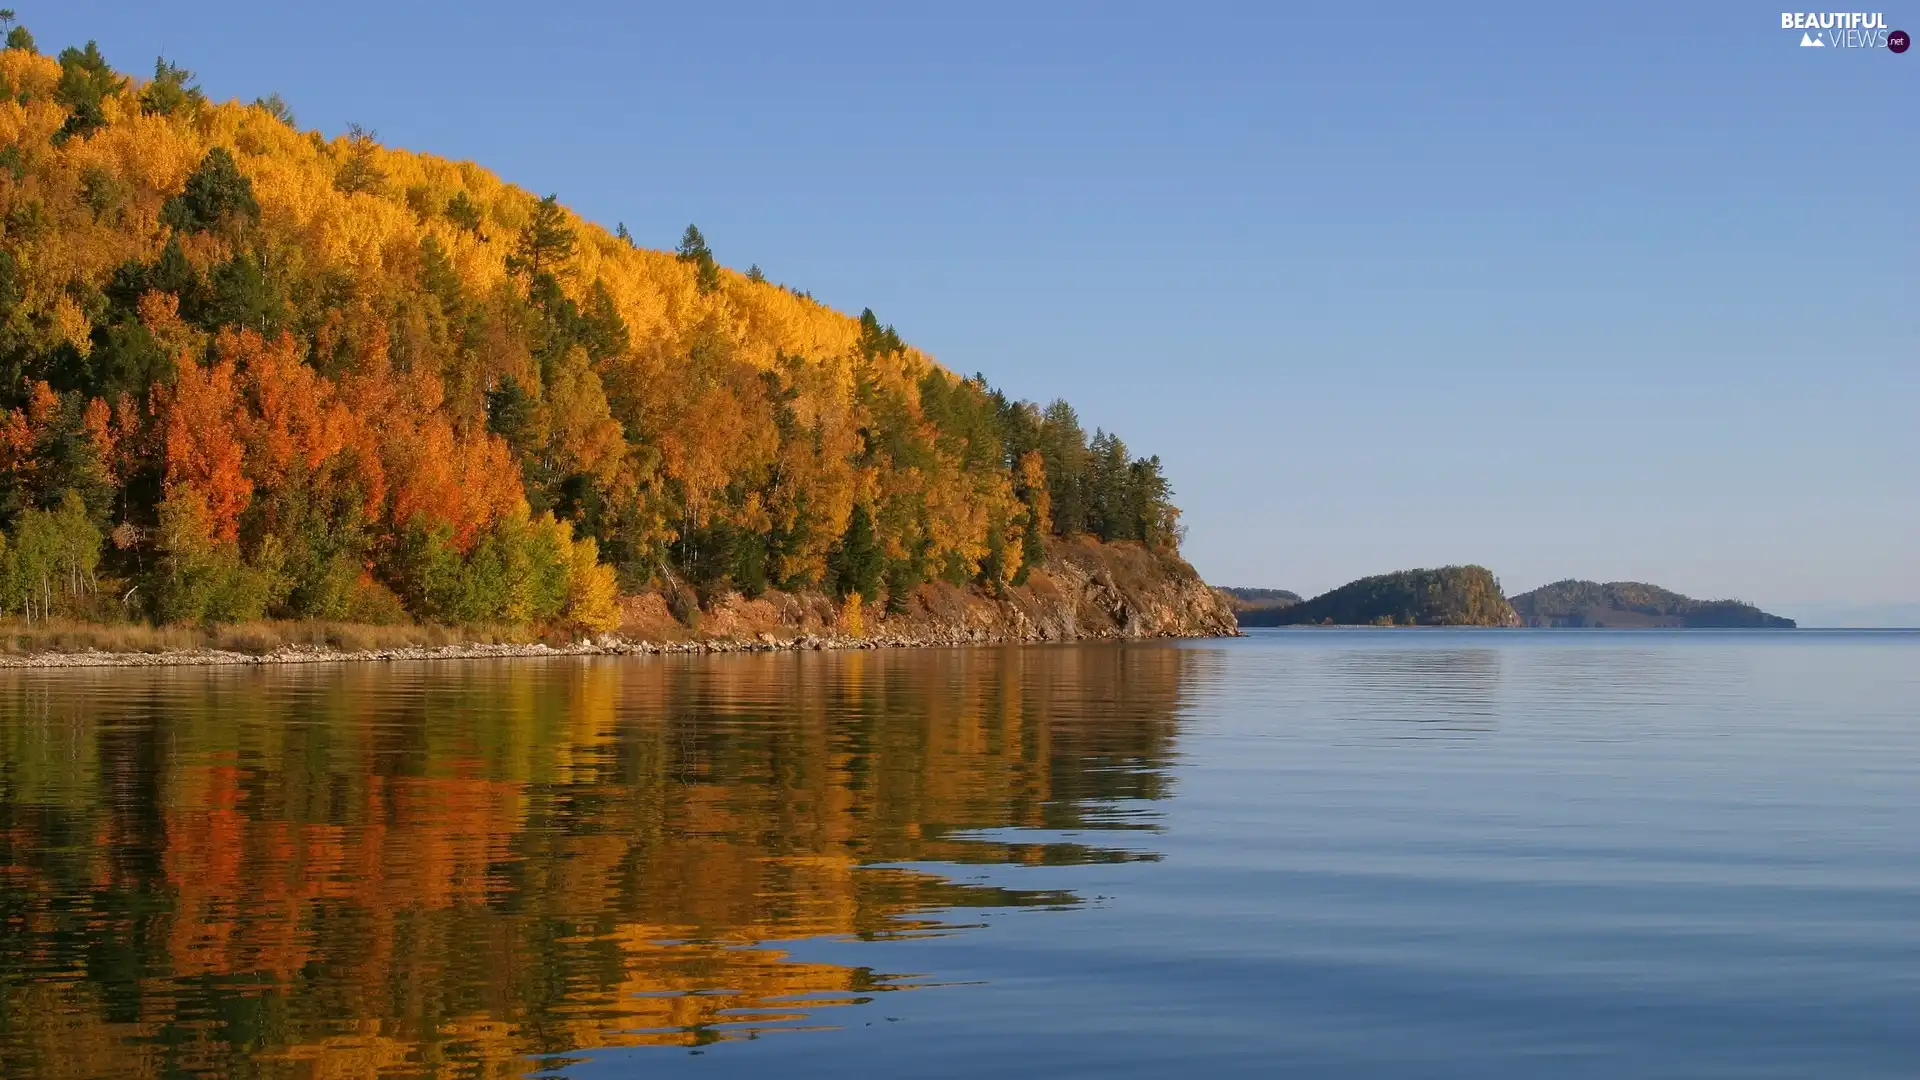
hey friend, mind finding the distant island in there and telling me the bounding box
[1508,581,1795,629]
[1229,573,1797,629]
[1219,587,1302,615]
[1233,567,1519,627]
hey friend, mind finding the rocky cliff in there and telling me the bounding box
[622,536,1241,647]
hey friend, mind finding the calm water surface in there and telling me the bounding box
[0,630,1914,1078]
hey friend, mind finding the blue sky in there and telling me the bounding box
[33,2,1918,623]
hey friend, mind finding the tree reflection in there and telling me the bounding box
[0,645,1192,1077]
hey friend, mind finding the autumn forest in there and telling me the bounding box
[0,19,1183,634]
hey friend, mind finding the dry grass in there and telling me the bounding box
[0,619,205,655]
[0,619,545,656]
[1055,534,1197,597]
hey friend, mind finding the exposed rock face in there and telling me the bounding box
[683,536,1241,646]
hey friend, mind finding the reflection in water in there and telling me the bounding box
[1511,641,1731,737]
[1331,647,1503,733]
[0,645,1194,1077]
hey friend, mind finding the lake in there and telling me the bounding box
[0,630,1913,1078]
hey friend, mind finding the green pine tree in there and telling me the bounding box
[160,147,260,235]
[333,123,386,194]
[54,41,124,143]
[508,194,577,280]
[829,504,884,602]
[253,92,295,126]
[139,57,204,117]
[1014,509,1045,585]
[676,224,721,293]
[3,10,35,54]
[444,190,483,233]
[1039,400,1089,535]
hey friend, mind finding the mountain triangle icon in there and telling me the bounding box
[1800,31,1824,46]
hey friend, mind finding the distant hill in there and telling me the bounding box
[1220,587,1303,611]
[1508,581,1795,629]
[1244,566,1519,627]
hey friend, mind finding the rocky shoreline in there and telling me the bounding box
[0,538,1240,669]
[0,624,1231,669]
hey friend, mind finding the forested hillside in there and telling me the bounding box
[0,21,1182,632]
[1219,586,1301,620]
[1509,580,1795,628]
[1254,566,1519,627]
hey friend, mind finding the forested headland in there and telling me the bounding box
[1243,567,1519,627]
[0,19,1194,645]
[1509,581,1795,629]
[1218,586,1301,617]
